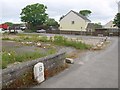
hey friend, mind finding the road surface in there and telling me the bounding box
[31,37,118,88]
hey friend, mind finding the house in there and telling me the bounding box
[0,24,9,30]
[103,20,117,28]
[86,23,96,32]
[95,28,119,36]
[96,20,120,36]
[59,10,91,34]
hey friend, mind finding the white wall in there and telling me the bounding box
[60,11,89,31]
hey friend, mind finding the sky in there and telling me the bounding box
[1,0,119,25]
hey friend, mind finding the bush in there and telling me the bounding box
[39,36,48,42]
[54,36,67,45]
[2,49,56,69]
[53,36,91,49]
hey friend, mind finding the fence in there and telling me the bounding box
[1,52,66,88]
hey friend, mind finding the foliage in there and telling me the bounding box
[2,37,11,40]
[38,36,48,42]
[2,48,56,69]
[79,10,92,17]
[20,3,48,30]
[53,36,91,49]
[94,23,102,29]
[113,13,120,28]
[4,22,13,27]
[45,18,59,28]
[2,34,91,50]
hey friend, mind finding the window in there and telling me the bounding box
[71,21,75,24]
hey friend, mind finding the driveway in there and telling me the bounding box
[31,37,118,88]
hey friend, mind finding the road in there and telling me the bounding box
[31,37,118,88]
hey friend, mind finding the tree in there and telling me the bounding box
[113,13,120,28]
[4,22,13,27]
[79,10,92,17]
[20,3,48,30]
[46,18,59,27]
[94,23,102,29]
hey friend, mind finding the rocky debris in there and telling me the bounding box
[7,62,21,68]
[36,42,42,47]
[92,42,104,50]
[21,42,33,45]
[92,37,109,50]
[66,58,74,64]
[26,42,33,45]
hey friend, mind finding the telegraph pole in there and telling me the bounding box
[118,1,120,13]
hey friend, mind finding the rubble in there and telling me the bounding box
[66,58,74,64]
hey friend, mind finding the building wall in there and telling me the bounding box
[60,11,89,31]
[104,21,117,28]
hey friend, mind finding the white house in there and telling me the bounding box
[103,20,117,29]
[59,10,91,34]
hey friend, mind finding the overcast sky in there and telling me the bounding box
[1,0,119,25]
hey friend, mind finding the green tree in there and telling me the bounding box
[113,13,120,28]
[46,18,59,27]
[20,3,48,31]
[94,23,102,29]
[4,22,13,27]
[79,10,92,17]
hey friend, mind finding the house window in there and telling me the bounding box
[71,21,75,24]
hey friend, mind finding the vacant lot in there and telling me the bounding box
[2,40,56,69]
[2,33,108,69]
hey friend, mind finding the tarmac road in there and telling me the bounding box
[31,37,118,88]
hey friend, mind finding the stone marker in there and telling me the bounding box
[66,58,74,64]
[34,62,45,83]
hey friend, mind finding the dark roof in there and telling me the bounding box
[71,10,91,22]
[86,23,95,29]
[60,10,91,22]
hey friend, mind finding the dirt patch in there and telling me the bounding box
[67,50,86,59]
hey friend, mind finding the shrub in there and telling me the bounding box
[39,36,48,42]
[2,49,56,69]
[54,36,67,44]
[53,36,91,49]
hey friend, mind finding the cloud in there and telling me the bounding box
[1,0,118,25]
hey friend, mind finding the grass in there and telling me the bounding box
[53,36,91,49]
[2,49,56,69]
[2,34,91,69]
[2,34,91,50]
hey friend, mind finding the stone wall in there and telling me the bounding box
[1,52,66,88]
[60,30,120,36]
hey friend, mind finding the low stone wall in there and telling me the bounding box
[1,52,66,88]
[59,30,120,36]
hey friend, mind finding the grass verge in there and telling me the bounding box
[2,49,56,69]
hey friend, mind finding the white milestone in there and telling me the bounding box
[34,62,45,83]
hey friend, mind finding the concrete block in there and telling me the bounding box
[66,58,74,64]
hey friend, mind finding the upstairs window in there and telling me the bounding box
[71,21,75,24]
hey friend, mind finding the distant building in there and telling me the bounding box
[0,24,9,30]
[95,21,119,36]
[103,20,117,28]
[59,10,91,34]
